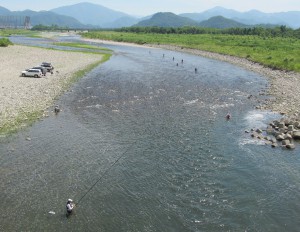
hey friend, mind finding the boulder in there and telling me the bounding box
[284,134,293,140]
[288,125,294,132]
[271,138,277,143]
[256,128,263,133]
[276,134,285,141]
[278,122,285,128]
[273,120,280,127]
[274,131,281,137]
[257,134,264,140]
[266,127,274,134]
[286,144,296,149]
[282,140,291,146]
[279,128,287,133]
[271,143,278,148]
[292,131,300,139]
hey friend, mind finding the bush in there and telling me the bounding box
[0,38,13,47]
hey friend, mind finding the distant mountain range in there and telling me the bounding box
[135,12,199,27]
[50,2,139,28]
[135,13,253,29]
[180,6,300,29]
[0,3,300,29]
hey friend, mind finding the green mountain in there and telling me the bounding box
[50,2,136,27]
[30,11,85,28]
[0,8,85,28]
[180,7,300,29]
[135,12,199,27]
[199,16,247,28]
[0,6,10,14]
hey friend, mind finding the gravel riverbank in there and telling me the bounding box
[0,45,103,133]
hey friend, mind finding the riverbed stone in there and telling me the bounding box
[292,131,300,139]
[286,144,296,149]
[271,138,277,143]
[276,134,285,141]
[266,126,274,134]
[273,120,280,127]
[282,140,291,146]
[271,143,278,148]
[256,128,263,133]
[284,133,293,140]
[279,128,287,133]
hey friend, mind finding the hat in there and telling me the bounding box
[68,199,73,202]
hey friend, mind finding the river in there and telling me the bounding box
[0,35,300,231]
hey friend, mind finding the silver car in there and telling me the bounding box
[21,69,43,78]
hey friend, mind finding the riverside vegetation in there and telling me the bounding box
[0,38,13,47]
[81,28,300,72]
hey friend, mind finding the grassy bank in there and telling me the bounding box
[81,31,300,72]
[0,29,39,37]
[53,42,111,52]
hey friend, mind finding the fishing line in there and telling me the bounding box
[75,139,138,206]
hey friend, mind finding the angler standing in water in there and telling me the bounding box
[66,199,75,214]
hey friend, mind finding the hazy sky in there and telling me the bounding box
[0,0,299,16]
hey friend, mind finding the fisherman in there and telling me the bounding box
[226,113,231,120]
[54,105,60,114]
[66,199,74,214]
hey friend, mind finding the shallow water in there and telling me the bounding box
[1,36,300,231]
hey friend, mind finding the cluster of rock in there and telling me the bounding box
[247,117,300,149]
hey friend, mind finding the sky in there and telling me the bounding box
[0,0,299,16]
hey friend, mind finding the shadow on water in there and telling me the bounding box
[1,35,300,231]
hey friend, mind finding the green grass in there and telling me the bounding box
[0,53,111,136]
[0,38,13,47]
[81,31,300,72]
[53,42,111,51]
[0,29,39,37]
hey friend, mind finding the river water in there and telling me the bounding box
[1,35,300,231]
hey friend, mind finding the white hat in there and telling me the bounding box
[68,199,73,202]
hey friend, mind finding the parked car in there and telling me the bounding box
[31,66,47,75]
[40,62,54,72]
[21,69,43,78]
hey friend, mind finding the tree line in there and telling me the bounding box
[113,26,300,38]
[31,24,70,31]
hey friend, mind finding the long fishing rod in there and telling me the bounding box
[75,140,138,206]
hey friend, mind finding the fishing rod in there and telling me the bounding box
[75,139,138,206]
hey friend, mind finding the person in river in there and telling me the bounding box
[54,105,60,114]
[66,199,75,214]
[226,113,231,120]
